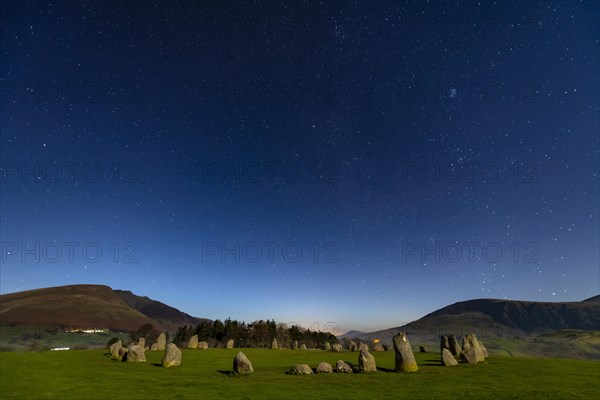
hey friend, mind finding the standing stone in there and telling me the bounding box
[448,335,461,357]
[162,343,182,367]
[118,346,128,361]
[441,348,458,366]
[349,340,358,351]
[198,341,209,349]
[187,334,199,349]
[372,343,385,352]
[358,342,369,352]
[127,344,146,362]
[233,351,253,374]
[335,360,353,373]
[292,340,299,350]
[331,343,343,352]
[460,333,486,364]
[480,341,488,357]
[109,340,122,358]
[226,339,234,349]
[137,337,145,348]
[271,338,278,350]
[392,332,418,372]
[440,335,450,353]
[287,364,313,375]
[419,345,428,353]
[316,362,333,373]
[324,342,331,351]
[300,344,307,350]
[358,350,377,372]
[157,333,167,351]
[150,343,158,351]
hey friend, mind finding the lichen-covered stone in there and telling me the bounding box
[392,332,418,372]
[162,343,181,367]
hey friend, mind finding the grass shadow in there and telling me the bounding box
[150,363,162,367]
[217,370,234,376]
[376,366,395,373]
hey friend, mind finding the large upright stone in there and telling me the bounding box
[358,342,369,352]
[271,338,278,350]
[299,344,307,350]
[392,332,418,372]
[157,333,167,351]
[137,337,145,348]
[480,341,488,357]
[187,335,199,349]
[162,343,182,367]
[127,344,146,362]
[226,339,234,349]
[349,340,358,351]
[448,334,461,357]
[109,340,122,358]
[335,360,353,373]
[198,341,209,349]
[233,351,253,374]
[358,350,377,372]
[441,348,458,366]
[150,343,158,351]
[331,343,343,352]
[460,333,486,364]
[440,335,450,352]
[292,340,299,350]
[324,342,331,351]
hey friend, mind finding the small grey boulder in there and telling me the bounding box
[233,351,253,374]
[316,362,333,373]
[358,350,377,372]
[127,344,146,362]
[287,364,313,375]
[335,360,353,373]
[441,348,458,366]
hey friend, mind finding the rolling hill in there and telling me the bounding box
[341,296,600,343]
[0,284,204,332]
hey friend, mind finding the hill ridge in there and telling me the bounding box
[341,296,600,342]
[0,284,204,332]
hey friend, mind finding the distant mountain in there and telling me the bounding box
[582,295,600,303]
[338,330,367,339]
[0,284,206,332]
[114,289,205,332]
[343,297,600,343]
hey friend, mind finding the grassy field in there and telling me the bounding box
[0,324,131,351]
[1,348,598,399]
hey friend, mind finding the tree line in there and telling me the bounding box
[173,318,339,348]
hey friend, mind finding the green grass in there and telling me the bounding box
[0,325,130,351]
[1,349,598,399]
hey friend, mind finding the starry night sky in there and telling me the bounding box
[1,1,598,333]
